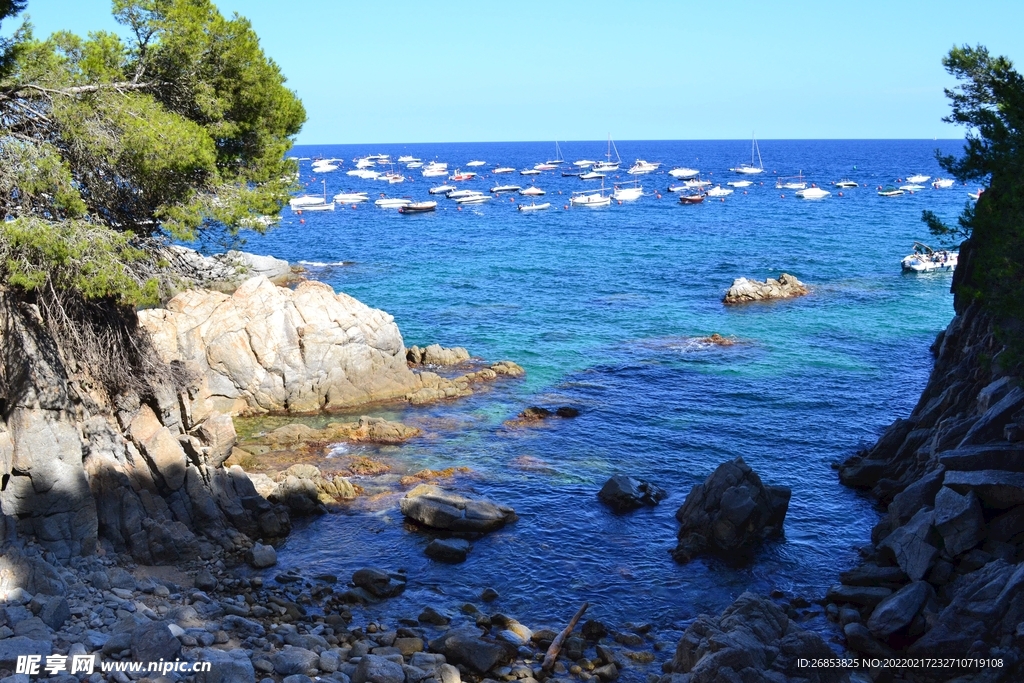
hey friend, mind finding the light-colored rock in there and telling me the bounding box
[400,485,517,532]
[138,276,422,415]
[249,543,277,568]
[722,273,809,304]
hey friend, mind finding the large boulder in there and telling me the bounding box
[722,273,809,305]
[933,486,984,556]
[131,621,182,662]
[400,485,517,533]
[431,629,517,674]
[138,276,422,415]
[351,567,406,599]
[666,592,845,683]
[352,654,405,683]
[865,581,935,639]
[878,508,938,581]
[195,648,256,683]
[672,458,791,563]
[597,475,667,512]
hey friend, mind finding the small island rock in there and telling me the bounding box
[723,273,809,304]
[597,474,667,512]
[400,485,517,532]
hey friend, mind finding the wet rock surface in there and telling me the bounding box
[400,485,517,533]
[722,273,809,304]
[597,475,667,512]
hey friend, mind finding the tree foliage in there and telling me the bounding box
[0,0,305,243]
[925,45,1024,340]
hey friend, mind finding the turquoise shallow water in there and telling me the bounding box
[224,140,967,652]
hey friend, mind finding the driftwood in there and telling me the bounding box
[542,602,590,671]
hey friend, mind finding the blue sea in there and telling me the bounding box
[224,140,969,662]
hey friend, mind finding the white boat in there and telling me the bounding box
[667,185,689,193]
[455,194,492,204]
[355,158,376,168]
[795,187,831,200]
[547,142,565,165]
[684,179,711,189]
[519,186,545,196]
[907,174,931,184]
[571,191,611,207]
[835,180,858,188]
[446,189,481,199]
[429,184,457,194]
[573,159,597,168]
[397,156,419,163]
[301,201,335,211]
[348,169,380,179]
[580,171,605,180]
[398,201,437,214]
[900,184,926,192]
[491,185,521,193]
[727,180,753,188]
[422,168,447,177]
[668,167,699,179]
[627,159,660,175]
[449,169,477,181]
[333,192,369,203]
[382,172,405,184]
[375,197,412,208]
[730,134,765,174]
[776,172,806,190]
[901,242,957,272]
[407,162,423,168]
[878,186,904,197]
[493,167,515,174]
[534,163,557,171]
[423,161,448,170]
[612,178,643,201]
[290,195,328,209]
[706,186,733,198]
[593,135,622,172]
[932,178,955,189]
[466,160,487,167]
[968,189,984,200]
[520,168,542,176]
[311,161,339,173]
[518,202,551,212]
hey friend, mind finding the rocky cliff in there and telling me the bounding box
[830,273,1024,679]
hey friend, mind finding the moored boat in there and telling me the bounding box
[727,180,753,188]
[932,178,955,189]
[706,186,733,198]
[669,167,699,179]
[455,193,492,204]
[520,168,542,176]
[333,192,369,203]
[878,186,904,197]
[491,185,522,193]
[730,134,765,174]
[518,202,551,212]
[429,184,457,194]
[907,174,931,183]
[374,197,412,208]
[519,186,545,196]
[493,167,516,174]
[466,160,487,167]
[580,171,605,180]
[679,193,705,204]
[398,201,437,214]
[627,159,660,175]
[795,187,831,200]
[449,169,477,181]
[901,242,958,272]
[835,179,858,188]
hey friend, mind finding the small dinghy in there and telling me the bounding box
[518,202,551,212]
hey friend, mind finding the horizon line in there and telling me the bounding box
[291,137,965,147]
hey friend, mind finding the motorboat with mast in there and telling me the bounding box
[776,171,806,190]
[593,135,621,173]
[547,141,566,165]
[570,178,612,207]
[730,133,764,174]
[612,178,643,201]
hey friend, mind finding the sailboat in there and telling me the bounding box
[571,178,612,207]
[593,135,621,173]
[730,133,764,175]
[546,141,566,165]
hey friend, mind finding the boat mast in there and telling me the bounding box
[753,132,763,170]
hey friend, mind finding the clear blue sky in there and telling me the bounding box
[6,1,1023,144]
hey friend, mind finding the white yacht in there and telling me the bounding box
[612,185,643,201]
[520,168,542,176]
[627,160,660,175]
[397,156,419,163]
[446,189,482,199]
[593,136,621,172]
[290,195,328,209]
[422,168,448,177]
[491,185,521,193]
[835,180,858,188]
[534,163,557,171]
[301,201,335,211]
[355,158,376,168]
[455,193,492,204]
[706,186,733,198]
[580,171,605,180]
[907,174,931,184]
[727,180,753,188]
[333,192,368,203]
[429,184,457,194]
[547,142,566,165]
[669,167,699,179]
[795,187,831,200]
[901,242,957,272]
[406,161,423,168]
[466,160,487,167]
[573,159,597,168]
[493,167,515,174]
[730,134,765,174]
[311,160,339,173]
[932,178,955,189]
[374,197,411,208]
[684,179,711,189]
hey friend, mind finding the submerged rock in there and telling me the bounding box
[722,273,809,304]
[400,485,517,532]
[672,457,791,563]
[597,475,667,512]
[425,538,472,563]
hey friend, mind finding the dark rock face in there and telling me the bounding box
[431,629,516,674]
[832,300,1024,678]
[130,621,182,662]
[351,568,406,599]
[0,293,290,563]
[665,592,845,683]
[672,457,791,563]
[597,475,667,512]
[425,537,472,563]
[400,485,517,533]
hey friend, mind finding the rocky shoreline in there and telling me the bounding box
[2,245,1018,683]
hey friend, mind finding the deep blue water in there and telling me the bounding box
[226,140,970,662]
